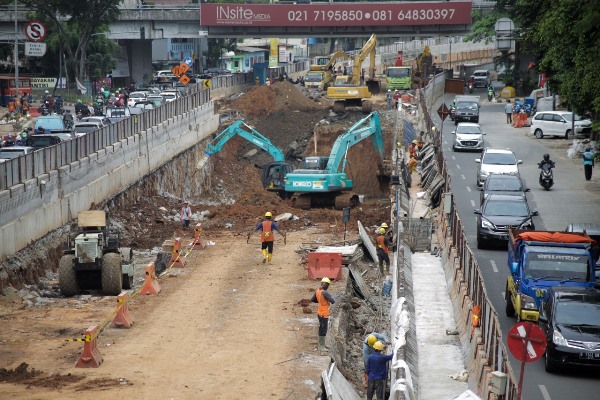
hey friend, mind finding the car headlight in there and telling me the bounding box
[553,330,568,346]
[519,219,533,229]
[520,294,537,310]
[481,219,494,229]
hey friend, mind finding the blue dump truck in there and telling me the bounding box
[506,228,600,322]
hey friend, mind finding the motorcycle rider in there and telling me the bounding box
[468,75,475,92]
[487,84,495,101]
[74,99,85,115]
[54,95,64,114]
[538,153,555,186]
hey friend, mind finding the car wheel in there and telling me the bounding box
[565,129,571,139]
[534,129,544,139]
[453,146,458,152]
[545,353,559,373]
[505,286,516,317]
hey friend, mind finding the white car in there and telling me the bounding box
[127,92,147,107]
[73,122,102,137]
[160,92,177,103]
[475,148,523,187]
[0,146,35,163]
[452,122,485,152]
[530,111,592,139]
[80,116,111,127]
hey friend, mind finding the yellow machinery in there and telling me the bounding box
[326,34,380,113]
[305,51,349,91]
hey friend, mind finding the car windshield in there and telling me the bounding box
[74,125,98,134]
[130,92,145,98]
[487,177,521,191]
[456,125,482,135]
[555,301,600,325]
[482,152,516,165]
[525,253,589,280]
[473,72,487,78]
[562,113,584,122]
[305,72,324,82]
[386,67,411,78]
[484,199,529,217]
[456,101,478,111]
[0,149,26,159]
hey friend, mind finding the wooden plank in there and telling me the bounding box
[78,210,106,227]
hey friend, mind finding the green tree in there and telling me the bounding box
[205,38,239,69]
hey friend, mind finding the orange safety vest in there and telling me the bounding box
[260,220,275,242]
[376,235,389,253]
[315,288,331,317]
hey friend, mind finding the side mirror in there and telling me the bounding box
[474,209,481,215]
[524,188,530,192]
[482,132,486,135]
[478,187,483,191]
[451,130,456,134]
[511,262,519,274]
[538,315,548,324]
[517,160,523,164]
[532,210,539,216]
[475,159,481,163]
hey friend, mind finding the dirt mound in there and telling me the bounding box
[231,81,322,117]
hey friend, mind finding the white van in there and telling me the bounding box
[154,70,176,80]
[530,111,592,139]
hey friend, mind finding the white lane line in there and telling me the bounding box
[490,260,498,273]
[461,174,466,180]
[539,385,552,400]
[466,186,471,192]
[456,164,461,170]
[501,291,505,298]
[470,200,475,207]
[451,155,456,160]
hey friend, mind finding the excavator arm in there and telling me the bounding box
[351,34,377,85]
[309,51,349,72]
[325,112,383,174]
[204,120,285,162]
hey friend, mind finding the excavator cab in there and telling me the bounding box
[262,162,293,193]
[301,156,329,171]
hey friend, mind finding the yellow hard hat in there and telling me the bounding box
[367,335,377,346]
[378,228,386,234]
[321,277,331,284]
[381,223,388,228]
[412,140,418,144]
[265,212,273,217]
[373,341,384,351]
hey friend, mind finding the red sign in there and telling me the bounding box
[24,20,47,42]
[200,2,472,27]
[507,322,547,363]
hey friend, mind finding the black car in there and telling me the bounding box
[474,194,538,249]
[24,134,63,149]
[479,173,529,205]
[539,287,600,372]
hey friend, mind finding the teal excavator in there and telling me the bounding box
[199,120,293,193]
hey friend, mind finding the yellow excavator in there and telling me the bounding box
[326,34,380,113]
[304,51,349,91]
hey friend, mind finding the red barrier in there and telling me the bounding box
[140,263,161,295]
[189,223,206,250]
[111,291,134,328]
[75,326,103,368]
[305,252,343,280]
[170,238,186,268]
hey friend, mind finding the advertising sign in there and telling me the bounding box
[200,2,471,27]
[31,78,66,89]
[269,38,279,67]
[278,45,287,63]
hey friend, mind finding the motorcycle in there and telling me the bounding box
[63,111,74,130]
[487,88,494,102]
[538,163,554,190]
[39,101,50,116]
[468,82,474,93]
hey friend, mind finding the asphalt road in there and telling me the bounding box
[435,88,600,400]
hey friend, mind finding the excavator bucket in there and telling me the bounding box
[196,151,211,170]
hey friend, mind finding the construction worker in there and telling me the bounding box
[180,201,192,228]
[408,139,418,158]
[366,341,394,400]
[363,332,389,383]
[248,212,285,263]
[407,155,418,173]
[311,277,335,355]
[376,227,391,274]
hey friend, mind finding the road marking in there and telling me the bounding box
[539,385,552,400]
[466,186,471,192]
[470,200,475,207]
[501,291,505,299]
[490,260,498,273]
[456,164,461,170]
[451,155,456,160]
[461,174,466,180]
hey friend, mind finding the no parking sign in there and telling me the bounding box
[25,20,47,42]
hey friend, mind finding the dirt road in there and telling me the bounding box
[0,228,341,399]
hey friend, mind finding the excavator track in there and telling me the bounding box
[291,194,312,210]
[334,192,359,210]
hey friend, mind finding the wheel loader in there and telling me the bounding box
[59,210,134,296]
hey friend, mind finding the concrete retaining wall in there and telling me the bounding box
[0,103,218,260]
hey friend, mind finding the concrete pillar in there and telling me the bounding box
[127,39,154,85]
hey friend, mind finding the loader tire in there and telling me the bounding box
[59,255,78,297]
[102,253,122,296]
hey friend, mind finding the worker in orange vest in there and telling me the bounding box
[376,227,391,274]
[311,277,335,355]
[248,211,285,264]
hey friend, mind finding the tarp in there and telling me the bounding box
[514,231,598,247]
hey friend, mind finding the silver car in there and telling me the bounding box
[452,122,485,152]
[475,148,523,187]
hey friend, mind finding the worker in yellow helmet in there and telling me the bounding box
[366,341,393,400]
[376,227,391,274]
[362,332,389,386]
[247,211,285,264]
[311,277,335,355]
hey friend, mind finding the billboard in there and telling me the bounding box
[200,2,471,27]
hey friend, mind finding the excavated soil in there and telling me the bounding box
[0,80,397,398]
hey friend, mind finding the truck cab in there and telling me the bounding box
[506,229,599,322]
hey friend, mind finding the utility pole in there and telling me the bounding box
[14,0,19,97]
